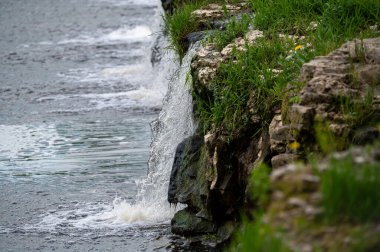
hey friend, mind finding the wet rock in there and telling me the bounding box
[161,0,174,13]
[168,134,203,204]
[185,30,217,44]
[216,221,237,242]
[171,208,217,235]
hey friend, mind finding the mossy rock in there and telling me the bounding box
[171,208,217,235]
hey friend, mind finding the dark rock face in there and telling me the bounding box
[161,0,173,13]
[185,30,218,44]
[169,126,270,235]
[168,134,203,205]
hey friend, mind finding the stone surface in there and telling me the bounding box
[185,30,217,44]
[171,208,217,235]
[271,153,300,169]
[168,135,202,204]
[191,30,263,91]
[270,37,380,161]
[192,3,249,25]
[269,114,291,154]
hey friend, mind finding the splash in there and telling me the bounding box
[101,43,199,224]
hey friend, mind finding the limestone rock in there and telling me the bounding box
[191,30,263,91]
[192,3,249,25]
[221,30,264,57]
[274,37,380,159]
[271,153,300,169]
[269,115,291,154]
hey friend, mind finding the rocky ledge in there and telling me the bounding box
[163,0,380,247]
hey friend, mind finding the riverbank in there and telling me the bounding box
[162,0,380,250]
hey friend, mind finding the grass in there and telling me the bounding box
[163,1,204,58]
[339,89,379,129]
[195,34,314,134]
[321,152,380,223]
[251,0,380,55]
[230,216,292,252]
[208,13,253,50]
[193,0,379,135]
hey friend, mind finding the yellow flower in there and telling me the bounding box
[295,45,302,51]
[289,141,301,150]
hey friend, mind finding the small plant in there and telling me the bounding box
[321,152,380,223]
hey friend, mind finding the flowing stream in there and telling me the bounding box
[0,0,203,251]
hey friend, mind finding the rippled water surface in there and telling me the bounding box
[0,0,193,251]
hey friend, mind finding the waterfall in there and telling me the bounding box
[109,41,199,224]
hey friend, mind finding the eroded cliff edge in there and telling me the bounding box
[162,1,380,250]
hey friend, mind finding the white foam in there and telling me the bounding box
[104,26,152,41]
[100,197,173,224]
[29,196,173,232]
[57,25,152,45]
[99,64,147,77]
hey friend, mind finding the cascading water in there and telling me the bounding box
[109,43,200,224]
[0,0,204,250]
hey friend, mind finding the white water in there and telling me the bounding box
[27,42,199,229]
[0,0,198,243]
[107,45,199,224]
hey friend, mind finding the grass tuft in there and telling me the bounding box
[209,14,253,50]
[163,1,203,59]
[321,152,380,223]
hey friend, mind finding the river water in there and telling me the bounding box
[0,0,201,251]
